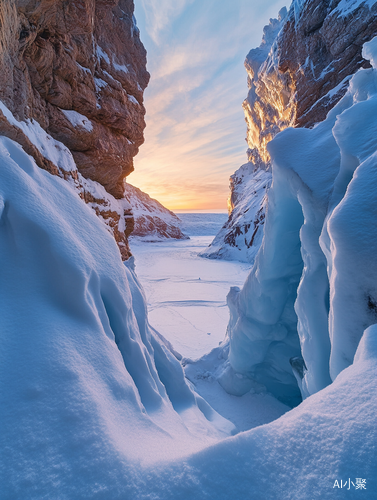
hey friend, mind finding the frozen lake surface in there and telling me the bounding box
[130,213,251,359]
[130,213,290,431]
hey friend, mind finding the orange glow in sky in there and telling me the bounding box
[130,0,287,210]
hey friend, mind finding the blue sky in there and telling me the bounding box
[129,0,288,209]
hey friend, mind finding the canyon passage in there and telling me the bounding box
[0,1,376,499]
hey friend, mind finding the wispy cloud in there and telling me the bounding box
[137,0,195,45]
[132,0,288,209]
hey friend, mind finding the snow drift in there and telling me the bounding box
[0,135,233,498]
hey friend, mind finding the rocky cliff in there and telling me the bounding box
[204,0,377,262]
[124,182,188,240]
[0,0,150,259]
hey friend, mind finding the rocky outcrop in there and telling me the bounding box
[199,163,270,262]
[205,0,377,263]
[0,0,149,259]
[0,0,148,197]
[124,183,188,240]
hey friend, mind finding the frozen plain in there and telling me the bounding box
[130,214,291,432]
[130,214,249,359]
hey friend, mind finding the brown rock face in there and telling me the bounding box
[244,0,377,166]
[0,0,149,198]
[279,0,377,128]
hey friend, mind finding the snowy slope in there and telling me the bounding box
[123,182,188,240]
[0,135,234,498]
[129,329,377,499]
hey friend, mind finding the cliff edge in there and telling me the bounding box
[0,0,182,258]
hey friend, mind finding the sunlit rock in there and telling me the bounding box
[205,0,377,263]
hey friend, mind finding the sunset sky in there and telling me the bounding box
[130,0,287,210]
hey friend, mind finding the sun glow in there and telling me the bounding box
[132,0,287,212]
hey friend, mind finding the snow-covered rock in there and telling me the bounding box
[200,163,270,262]
[205,0,377,263]
[123,183,188,240]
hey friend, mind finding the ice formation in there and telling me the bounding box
[221,36,377,407]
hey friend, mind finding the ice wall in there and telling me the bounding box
[225,36,377,404]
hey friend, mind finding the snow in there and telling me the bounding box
[76,62,91,74]
[96,43,130,75]
[184,345,290,432]
[130,217,289,433]
[61,109,93,132]
[0,101,76,172]
[96,45,110,65]
[130,217,250,359]
[94,77,108,91]
[137,328,377,499]
[127,93,139,105]
[333,0,377,17]
[0,135,236,497]
[113,61,130,74]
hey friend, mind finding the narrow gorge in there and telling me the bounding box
[0,1,376,499]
